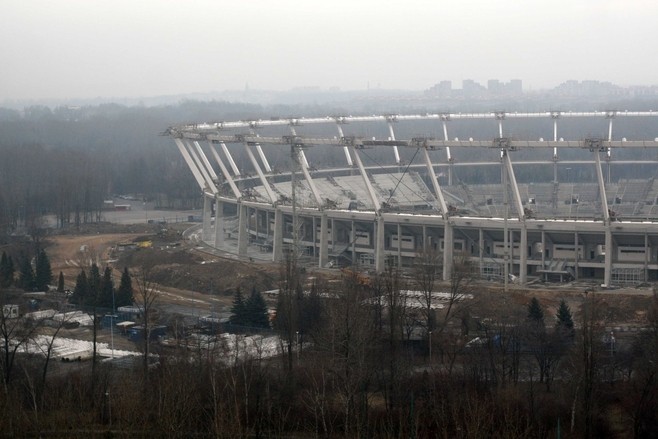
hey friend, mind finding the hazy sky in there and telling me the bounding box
[2,0,657,101]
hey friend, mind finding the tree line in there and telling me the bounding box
[0,257,657,437]
[0,249,52,292]
[3,100,658,239]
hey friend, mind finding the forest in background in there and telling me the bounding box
[2,97,658,238]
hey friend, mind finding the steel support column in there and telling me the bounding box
[645,233,649,282]
[273,209,283,262]
[376,216,386,273]
[202,195,212,242]
[319,213,328,268]
[397,223,402,268]
[593,147,612,286]
[237,204,248,257]
[604,228,612,287]
[443,221,454,281]
[214,198,224,248]
[479,228,484,275]
[351,221,356,264]
[502,150,527,283]
[541,230,546,277]
[574,232,579,280]
[520,225,528,284]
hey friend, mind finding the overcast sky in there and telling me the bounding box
[2,0,657,101]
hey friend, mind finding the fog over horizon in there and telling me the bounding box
[2,0,657,103]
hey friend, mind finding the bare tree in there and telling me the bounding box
[133,267,159,382]
[441,254,475,333]
[273,250,306,371]
[0,293,41,388]
[319,269,377,435]
[413,244,442,334]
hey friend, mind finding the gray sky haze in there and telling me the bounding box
[2,0,657,101]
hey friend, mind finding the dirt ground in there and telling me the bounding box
[45,224,278,318]
[44,223,655,331]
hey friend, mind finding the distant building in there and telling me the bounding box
[425,80,452,98]
[509,79,523,95]
[426,79,523,99]
[551,80,622,97]
[488,79,522,96]
[462,79,487,97]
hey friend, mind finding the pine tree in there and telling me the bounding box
[88,263,101,302]
[57,271,65,292]
[100,267,115,309]
[0,252,13,288]
[229,288,246,326]
[34,249,53,291]
[555,298,575,337]
[70,269,88,305]
[115,267,134,307]
[5,255,14,287]
[527,297,545,327]
[18,254,35,292]
[245,288,270,328]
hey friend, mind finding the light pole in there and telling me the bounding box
[110,275,116,359]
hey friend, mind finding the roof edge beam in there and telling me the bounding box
[296,146,324,208]
[502,151,525,220]
[184,140,217,195]
[422,148,448,216]
[351,147,381,213]
[208,142,241,199]
[594,149,611,223]
[193,141,218,180]
[174,138,206,192]
[221,142,241,176]
[244,143,277,204]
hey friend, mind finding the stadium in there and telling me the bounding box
[166,111,658,287]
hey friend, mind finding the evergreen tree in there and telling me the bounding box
[18,254,35,292]
[115,267,133,307]
[0,252,14,288]
[527,297,545,327]
[555,298,575,337]
[229,288,247,326]
[34,248,53,291]
[57,271,65,292]
[70,269,88,305]
[100,266,115,309]
[7,256,14,287]
[245,288,270,328]
[88,263,101,302]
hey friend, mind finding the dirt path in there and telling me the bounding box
[48,233,139,285]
